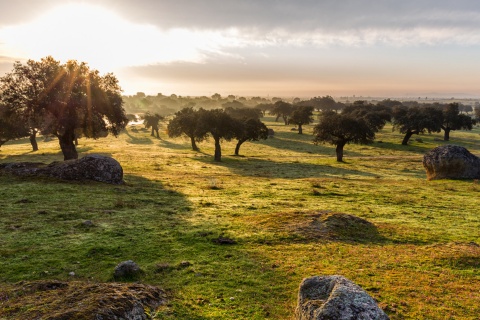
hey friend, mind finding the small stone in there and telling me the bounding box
[178,261,192,268]
[113,260,142,279]
[69,272,75,276]
[229,297,235,301]
[82,220,94,226]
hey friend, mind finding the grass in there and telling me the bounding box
[1,117,479,319]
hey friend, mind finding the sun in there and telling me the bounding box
[0,3,221,72]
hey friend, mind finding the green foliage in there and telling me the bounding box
[0,57,128,160]
[289,106,314,134]
[392,105,443,145]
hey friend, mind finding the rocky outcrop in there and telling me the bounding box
[0,154,124,184]
[0,281,165,320]
[423,145,480,180]
[296,275,389,320]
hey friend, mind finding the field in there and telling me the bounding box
[1,117,479,319]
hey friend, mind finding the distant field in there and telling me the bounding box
[1,117,479,319]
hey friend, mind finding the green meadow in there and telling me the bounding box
[1,117,479,319]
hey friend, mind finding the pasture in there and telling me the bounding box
[1,117,479,319]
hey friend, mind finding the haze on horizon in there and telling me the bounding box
[1,0,480,99]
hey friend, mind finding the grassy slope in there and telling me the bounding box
[0,118,479,319]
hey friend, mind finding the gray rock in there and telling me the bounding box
[296,275,389,320]
[423,145,480,180]
[114,260,142,279]
[45,155,124,184]
[0,155,124,184]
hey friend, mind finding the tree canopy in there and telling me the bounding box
[196,108,240,161]
[142,111,164,138]
[167,106,207,151]
[0,56,128,160]
[392,105,443,145]
[271,101,293,124]
[289,105,314,134]
[313,104,390,162]
[439,103,475,141]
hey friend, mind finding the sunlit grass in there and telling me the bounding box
[1,117,479,319]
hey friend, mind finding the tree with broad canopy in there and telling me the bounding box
[142,111,164,138]
[313,103,390,162]
[438,103,475,141]
[392,105,443,145]
[0,56,128,160]
[167,106,208,151]
[271,100,293,124]
[224,107,268,156]
[289,105,314,134]
[196,108,241,162]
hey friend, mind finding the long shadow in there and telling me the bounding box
[122,129,154,145]
[193,155,377,179]
[158,139,195,151]
[257,130,367,157]
[0,171,286,319]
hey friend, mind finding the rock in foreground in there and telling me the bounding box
[296,275,389,320]
[423,145,480,180]
[0,280,165,320]
[0,154,124,184]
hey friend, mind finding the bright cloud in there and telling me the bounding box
[0,4,245,71]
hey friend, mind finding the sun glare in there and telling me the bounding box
[0,4,235,72]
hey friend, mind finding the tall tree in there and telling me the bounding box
[0,56,128,160]
[313,105,389,162]
[440,103,474,141]
[167,106,207,151]
[196,109,240,161]
[271,101,293,124]
[289,105,314,134]
[224,107,268,155]
[142,111,164,138]
[392,105,443,145]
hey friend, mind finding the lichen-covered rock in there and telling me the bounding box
[0,154,124,184]
[114,260,142,279]
[296,275,389,320]
[423,145,480,180]
[45,154,124,184]
[0,280,165,320]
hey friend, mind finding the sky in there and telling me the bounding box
[1,0,480,98]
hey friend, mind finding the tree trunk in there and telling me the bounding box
[283,116,288,125]
[443,128,451,141]
[190,136,199,151]
[150,127,155,137]
[29,130,38,151]
[335,142,346,162]
[275,115,280,122]
[58,130,78,160]
[402,131,414,145]
[235,139,247,156]
[214,137,222,162]
[154,129,160,139]
[298,124,303,134]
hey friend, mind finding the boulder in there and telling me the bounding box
[296,275,389,320]
[423,145,480,180]
[45,155,124,184]
[114,260,142,279]
[0,154,124,184]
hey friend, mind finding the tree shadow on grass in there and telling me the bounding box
[122,129,154,145]
[256,134,365,158]
[194,156,378,179]
[0,173,285,319]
